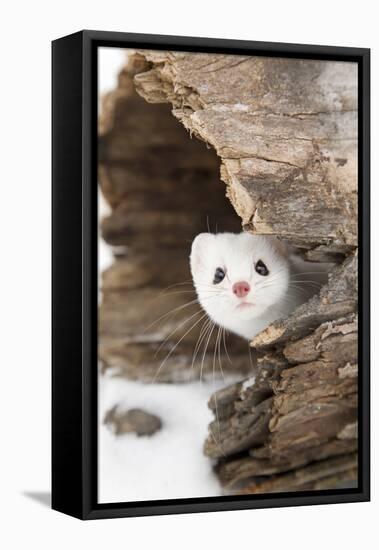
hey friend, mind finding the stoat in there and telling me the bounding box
[190,232,331,341]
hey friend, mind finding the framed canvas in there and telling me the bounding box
[52,30,370,520]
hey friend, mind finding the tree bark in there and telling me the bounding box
[98,54,249,383]
[134,52,358,260]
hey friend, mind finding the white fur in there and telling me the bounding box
[190,232,330,340]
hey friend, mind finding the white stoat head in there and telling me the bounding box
[190,232,290,324]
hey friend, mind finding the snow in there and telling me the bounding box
[241,376,256,394]
[98,373,240,503]
[98,191,113,274]
[98,47,127,107]
[98,47,125,275]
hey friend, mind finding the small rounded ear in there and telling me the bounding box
[190,233,212,273]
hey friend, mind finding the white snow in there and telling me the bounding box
[98,48,126,276]
[98,190,113,274]
[240,376,256,399]
[98,373,240,503]
[98,47,127,107]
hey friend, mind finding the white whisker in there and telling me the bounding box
[199,321,215,385]
[190,317,213,378]
[152,311,208,383]
[222,327,233,366]
[154,309,204,358]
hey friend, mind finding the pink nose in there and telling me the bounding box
[232,281,250,298]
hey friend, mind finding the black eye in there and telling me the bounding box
[255,260,269,276]
[213,267,225,284]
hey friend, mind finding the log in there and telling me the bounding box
[134,52,358,260]
[98,50,358,492]
[98,54,248,382]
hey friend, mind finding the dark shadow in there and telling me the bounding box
[23,491,51,508]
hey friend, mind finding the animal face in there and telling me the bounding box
[190,232,290,323]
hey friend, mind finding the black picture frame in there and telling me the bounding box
[52,30,370,520]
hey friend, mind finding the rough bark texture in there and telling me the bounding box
[99,53,250,383]
[99,50,358,492]
[134,52,358,261]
